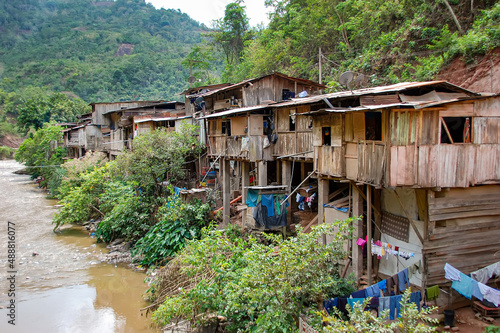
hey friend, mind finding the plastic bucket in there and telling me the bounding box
[444,310,455,327]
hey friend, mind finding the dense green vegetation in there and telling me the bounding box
[15,122,67,190]
[147,222,438,332]
[0,0,205,102]
[192,0,500,86]
[16,123,211,266]
[149,222,357,332]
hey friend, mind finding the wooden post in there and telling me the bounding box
[351,182,364,282]
[367,185,372,286]
[282,160,293,225]
[258,161,267,186]
[241,161,250,226]
[318,177,329,244]
[373,189,382,276]
[222,157,231,226]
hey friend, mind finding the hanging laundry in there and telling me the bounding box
[308,192,316,208]
[246,189,260,207]
[379,297,391,319]
[378,279,387,292]
[451,272,474,299]
[368,297,380,315]
[471,280,484,301]
[347,298,365,309]
[444,263,461,281]
[370,240,415,260]
[275,194,287,215]
[351,289,367,299]
[261,194,275,217]
[397,268,409,292]
[410,291,422,311]
[366,284,381,298]
[470,261,500,284]
[387,274,399,296]
[478,282,500,307]
[356,237,367,248]
[252,202,287,229]
[425,285,439,301]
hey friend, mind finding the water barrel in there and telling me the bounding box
[444,310,455,327]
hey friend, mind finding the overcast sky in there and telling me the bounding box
[147,0,271,28]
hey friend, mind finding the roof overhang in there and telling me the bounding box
[200,105,270,119]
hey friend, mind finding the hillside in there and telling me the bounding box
[219,0,500,93]
[0,0,206,102]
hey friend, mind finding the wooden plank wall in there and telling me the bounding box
[357,142,386,185]
[315,146,344,177]
[273,106,312,158]
[388,102,500,188]
[424,185,500,286]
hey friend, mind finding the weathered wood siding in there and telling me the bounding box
[243,75,320,106]
[273,106,313,159]
[109,129,125,152]
[67,128,84,147]
[315,146,345,177]
[313,113,344,177]
[356,142,386,185]
[424,185,500,286]
[85,125,102,151]
[387,100,500,188]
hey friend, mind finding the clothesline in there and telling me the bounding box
[323,264,423,320]
[356,237,416,260]
[444,263,500,307]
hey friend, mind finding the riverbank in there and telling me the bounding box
[0,160,158,332]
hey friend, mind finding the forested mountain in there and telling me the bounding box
[0,0,206,102]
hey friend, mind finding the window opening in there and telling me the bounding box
[322,127,331,146]
[289,115,296,131]
[440,117,471,143]
[365,112,382,140]
[222,119,231,136]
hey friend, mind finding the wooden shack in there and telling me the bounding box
[95,101,185,158]
[303,81,500,305]
[196,73,325,225]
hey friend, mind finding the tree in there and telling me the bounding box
[112,121,205,197]
[16,92,90,132]
[211,1,252,81]
[15,122,67,186]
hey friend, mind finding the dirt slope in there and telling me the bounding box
[438,46,500,94]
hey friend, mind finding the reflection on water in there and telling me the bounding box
[0,160,158,333]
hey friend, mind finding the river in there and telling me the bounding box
[0,160,159,333]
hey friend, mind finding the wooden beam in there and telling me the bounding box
[351,183,364,283]
[302,214,319,233]
[440,117,454,144]
[392,189,425,245]
[351,182,381,217]
[367,185,372,286]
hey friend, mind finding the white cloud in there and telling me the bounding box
[147,0,270,28]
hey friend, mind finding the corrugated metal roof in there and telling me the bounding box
[200,105,270,119]
[271,81,478,108]
[134,115,192,124]
[296,96,487,115]
[103,101,183,115]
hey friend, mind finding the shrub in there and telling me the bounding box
[150,219,358,332]
[0,145,14,159]
[132,192,212,266]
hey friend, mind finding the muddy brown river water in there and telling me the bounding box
[0,160,159,333]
